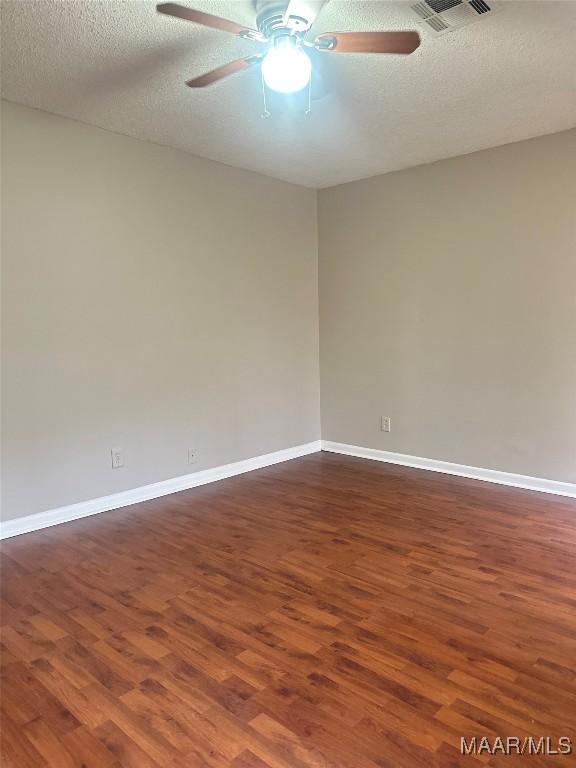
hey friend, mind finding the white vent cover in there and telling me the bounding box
[410,0,500,36]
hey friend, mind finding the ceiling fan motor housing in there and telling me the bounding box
[254,0,310,37]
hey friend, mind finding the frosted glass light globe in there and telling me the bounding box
[262,41,312,94]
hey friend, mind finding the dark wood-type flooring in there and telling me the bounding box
[1,452,576,767]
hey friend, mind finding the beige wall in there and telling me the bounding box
[1,101,320,521]
[3,103,574,524]
[319,130,576,484]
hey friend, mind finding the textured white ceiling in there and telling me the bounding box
[2,0,575,187]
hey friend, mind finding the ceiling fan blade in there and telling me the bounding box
[157,3,259,37]
[186,55,262,88]
[283,0,327,31]
[314,31,421,54]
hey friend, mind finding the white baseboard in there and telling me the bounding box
[321,441,576,499]
[0,440,322,540]
[3,438,573,540]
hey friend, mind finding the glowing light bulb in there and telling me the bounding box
[262,38,312,94]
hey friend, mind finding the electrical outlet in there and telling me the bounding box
[111,447,124,469]
[380,416,391,433]
[187,447,197,465]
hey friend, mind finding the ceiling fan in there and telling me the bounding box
[157,0,421,98]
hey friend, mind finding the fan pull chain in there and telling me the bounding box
[261,69,271,119]
[260,70,312,117]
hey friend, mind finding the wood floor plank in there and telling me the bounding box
[2,452,575,766]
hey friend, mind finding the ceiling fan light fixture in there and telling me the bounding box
[156,3,421,99]
[261,36,312,94]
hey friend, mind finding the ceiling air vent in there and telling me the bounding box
[427,0,464,12]
[411,2,434,19]
[409,0,499,36]
[425,15,450,32]
[469,0,492,13]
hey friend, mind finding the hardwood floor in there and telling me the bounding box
[1,452,576,767]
